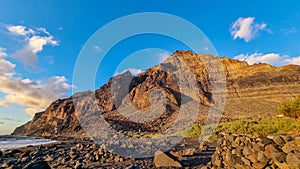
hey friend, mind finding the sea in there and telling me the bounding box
[0,135,57,151]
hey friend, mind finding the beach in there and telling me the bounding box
[0,137,214,169]
[0,135,57,151]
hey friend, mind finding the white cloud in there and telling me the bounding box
[283,56,300,65]
[0,74,72,116]
[0,48,15,76]
[234,53,281,65]
[0,47,8,58]
[29,35,58,53]
[11,48,38,68]
[126,68,143,75]
[6,25,58,68]
[234,52,300,66]
[37,27,50,35]
[230,17,269,42]
[115,68,144,76]
[157,52,170,63]
[0,57,16,76]
[7,25,34,36]
[0,47,72,116]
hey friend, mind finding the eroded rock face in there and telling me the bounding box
[12,50,300,137]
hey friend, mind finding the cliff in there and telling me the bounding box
[12,50,300,137]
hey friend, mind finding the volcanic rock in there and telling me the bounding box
[154,150,182,168]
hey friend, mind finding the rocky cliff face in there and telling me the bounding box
[12,50,300,137]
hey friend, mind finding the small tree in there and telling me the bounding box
[279,96,300,118]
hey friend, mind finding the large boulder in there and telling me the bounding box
[154,150,182,168]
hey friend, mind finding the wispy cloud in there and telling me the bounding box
[0,117,22,123]
[6,25,58,68]
[93,45,103,52]
[203,47,209,51]
[234,52,300,66]
[284,27,297,35]
[0,47,73,116]
[37,27,50,35]
[115,68,143,76]
[230,17,270,42]
[157,52,170,63]
[0,47,7,58]
[0,47,15,76]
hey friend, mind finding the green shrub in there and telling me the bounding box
[214,117,300,136]
[185,117,300,138]
[279,97,300,118]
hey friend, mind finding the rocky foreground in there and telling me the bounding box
[1,133,300,169]
[203,133,300,169]
[0,137,215,169]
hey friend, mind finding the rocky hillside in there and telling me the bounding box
[12,50,300,137]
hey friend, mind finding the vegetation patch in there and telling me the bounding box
[278,96,300,118]
[125,117,300,140]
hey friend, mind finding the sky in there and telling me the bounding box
[0,0,300,134]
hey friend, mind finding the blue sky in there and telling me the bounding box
[0,0,300,134]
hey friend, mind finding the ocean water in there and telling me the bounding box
[0,135,57,151]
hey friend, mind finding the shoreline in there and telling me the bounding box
[0,136,58,151]
[0,137,214,169]
[1,133,299,168]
